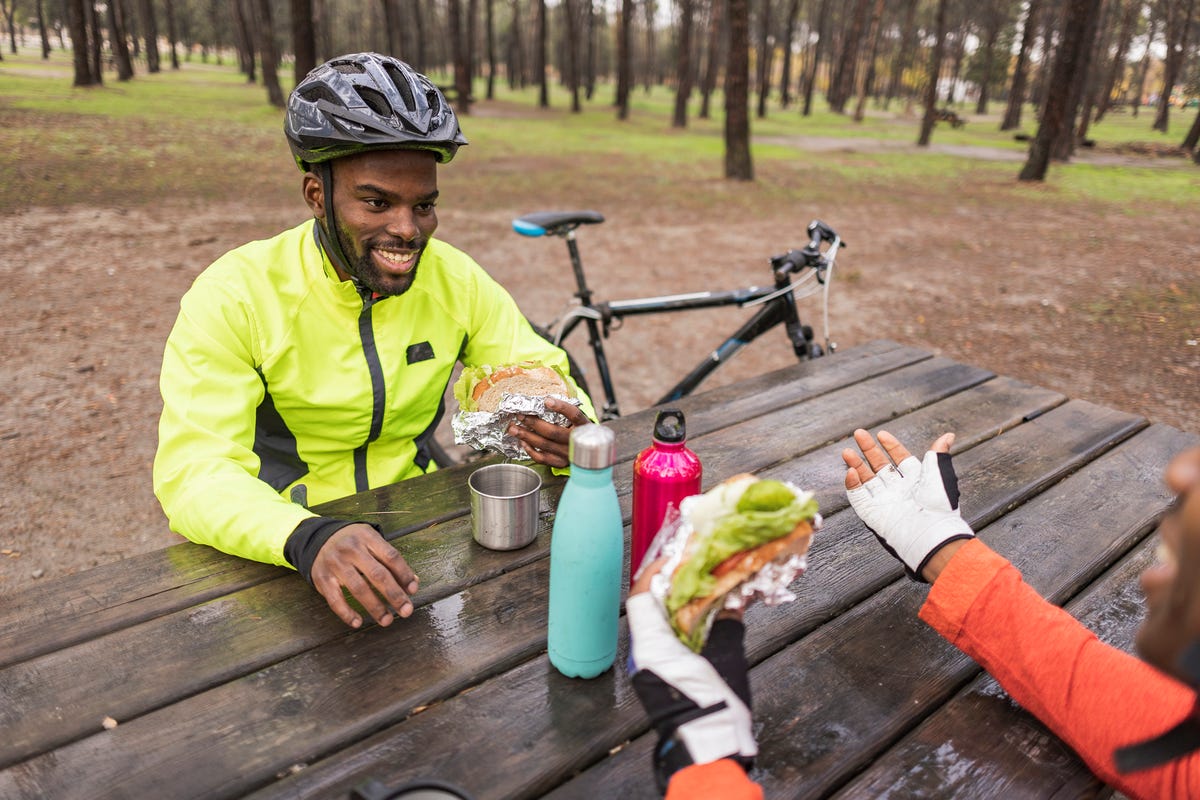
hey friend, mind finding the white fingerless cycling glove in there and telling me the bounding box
[627,592,756,791]
[846,449,974,581]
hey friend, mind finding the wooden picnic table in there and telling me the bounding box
[1,339,1195,799]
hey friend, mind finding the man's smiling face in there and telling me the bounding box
[305,149,440,297]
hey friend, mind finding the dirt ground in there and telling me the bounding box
[2,126,1197,594]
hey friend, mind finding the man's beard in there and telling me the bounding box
[333,223,424,298]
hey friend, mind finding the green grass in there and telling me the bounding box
[2,47,1198,213]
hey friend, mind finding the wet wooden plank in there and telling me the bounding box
[533,417,1173,800]
[0,341,924,666]
[834,538,1158,799]
[228,404,1148,800]
[0,362,1016,769]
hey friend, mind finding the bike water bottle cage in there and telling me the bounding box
[512,210,606,238]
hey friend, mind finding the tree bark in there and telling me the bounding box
[725,0,753,179]
[852,0,885,121]
[673,0,695,126]
[615,0,631,117]
[165,0,180,69]
[643,0,659,91]
[1001,0,1041,130]
[917,0,948,146]
[883,0,916,109]
[67,0,95,84]
[1153,0,1196,132]
[1132,9,1159,117]
[137,0,160,72]
[448,0,473,113]
[536,0,549,107]
[699,0,724,118]
[829,0,869,112]
[485,0,497,98]
[755,0,772,118]
[563,0,582,111]
[801,0,830,116]
[1095,0,1138,120]
[778,0,800,108]
[86,0,102,82]
[253,0,284,106]
[1181,104,1200,151]
[1019,0,1103,181]
[37,0,51,58]
[232,0,255,82]
[107,0,135,80]
[290,0,315,82]
[1052,0,1101,160]
[508,0,525,89]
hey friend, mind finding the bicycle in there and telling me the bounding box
[512,210,845,421]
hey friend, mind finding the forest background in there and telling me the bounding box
[0,0,1198,593]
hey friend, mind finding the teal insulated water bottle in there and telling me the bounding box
[548,424,624,679]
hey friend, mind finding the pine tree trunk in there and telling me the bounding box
[802,0,830,116]
[1001,0,1040,130]
[1019,0,1102,181]
[615,0,631,117]
[165,0,180,69]
[672,0,695,127]
[254,0,284,106]
[724,0,753,179]
[138,0,160,72]
[917,0,948,146]
[107,0,135,80]
[67,0,94,84]
[852,0,885,121]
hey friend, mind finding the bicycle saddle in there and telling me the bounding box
[513,211,606,237]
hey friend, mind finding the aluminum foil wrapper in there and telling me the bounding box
[451,393,581,459]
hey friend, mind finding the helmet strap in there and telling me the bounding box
[314,161,356,286]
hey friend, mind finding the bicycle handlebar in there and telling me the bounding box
[769,220,845,277]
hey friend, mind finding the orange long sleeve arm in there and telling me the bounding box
[665,758,763,800]
[920,538,1200,798]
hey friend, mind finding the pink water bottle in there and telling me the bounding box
[630,409,702,585]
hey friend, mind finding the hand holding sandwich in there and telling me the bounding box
[842,429,974,582]
[628,559,757,794]
[507,396,591,469]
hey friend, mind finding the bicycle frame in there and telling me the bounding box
[515,212,838,421]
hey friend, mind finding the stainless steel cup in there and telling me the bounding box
[468,464,543,550]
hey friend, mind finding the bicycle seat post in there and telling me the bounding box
[564,231,594,306]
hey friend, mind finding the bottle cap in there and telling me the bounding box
[653,409,686,443]
[569,424,616,469]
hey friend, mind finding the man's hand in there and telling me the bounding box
[310,523,420,628]
[627,558,756,793]
[842,429,974,582]
[508,397,592,468]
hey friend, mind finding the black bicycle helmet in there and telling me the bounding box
[285,52,467,169]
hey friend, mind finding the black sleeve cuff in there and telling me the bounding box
[284,517,364,584]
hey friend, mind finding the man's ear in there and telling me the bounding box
[302,171,325,219]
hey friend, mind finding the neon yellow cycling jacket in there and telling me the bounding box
[154,221,592,568]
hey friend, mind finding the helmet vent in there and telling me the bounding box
[382,62,417,111]
[355,86,393,117]
[332,61,366,75]
[300,85,340,106]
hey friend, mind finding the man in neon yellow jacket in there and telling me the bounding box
[154,53,593,630]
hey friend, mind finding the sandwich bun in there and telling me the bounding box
[470,365,572,412]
